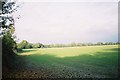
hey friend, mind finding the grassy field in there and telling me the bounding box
[17,45,118,78]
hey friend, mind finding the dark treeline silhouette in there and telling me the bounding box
[17,40,119,50]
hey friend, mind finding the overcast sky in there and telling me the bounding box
[14,1,118,44]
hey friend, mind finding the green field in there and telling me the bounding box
[17,45,118,78]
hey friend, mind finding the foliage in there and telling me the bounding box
[44,42,118,48]
[32,43,43,48]
[17,40,45,49]
[2,25,17,51]
[0,0,18,54]
[17,40,29,49]
[0,0,18,52]
[0,0,20,71]
[0,0,18,30]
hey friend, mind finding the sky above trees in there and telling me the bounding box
[14,0,118,44]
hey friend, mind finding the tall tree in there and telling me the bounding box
[0,0,19,71]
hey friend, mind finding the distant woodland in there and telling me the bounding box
[17,40,119,50]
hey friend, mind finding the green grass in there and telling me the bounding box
[17,45,118,78]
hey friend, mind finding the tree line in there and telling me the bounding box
[17,40,119,51]
[44,42,119,48]
[17,40,44,52]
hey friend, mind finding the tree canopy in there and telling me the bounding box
[0,0,19,71]
[17,40,45,50]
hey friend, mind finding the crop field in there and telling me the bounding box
[17,45,118,78]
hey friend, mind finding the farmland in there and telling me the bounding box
[14,45,119,78]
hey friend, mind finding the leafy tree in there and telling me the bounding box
[97,42,103,45]
[0,0,18,52]
[0,0,19,71]
[2,25,17,51]
[17,40,33,49]
[32,43,44,48]
[26,43,33,49]
[17,40,28,49]
[17,40,45,49]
